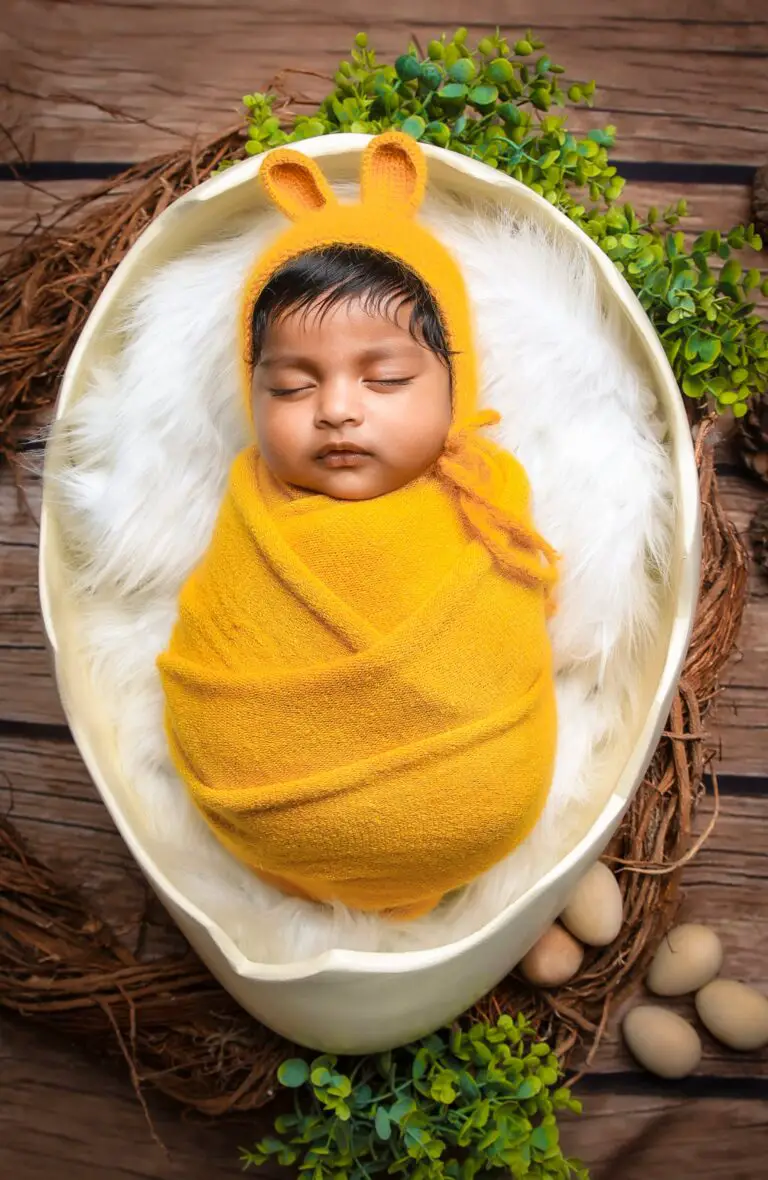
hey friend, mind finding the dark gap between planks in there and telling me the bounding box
[576,1071,768,1101]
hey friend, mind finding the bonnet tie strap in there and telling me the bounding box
[438,409,559,601]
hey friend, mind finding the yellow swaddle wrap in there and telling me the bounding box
[158,132,558,918]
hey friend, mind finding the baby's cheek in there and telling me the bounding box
[400,388,451,459]
[257,405,302,466]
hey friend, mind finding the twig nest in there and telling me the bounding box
[646,923,723,996]
[559,861,623,947]
[622,1006,702,1079]
[520,923,584,987]
[695,980,768,1051]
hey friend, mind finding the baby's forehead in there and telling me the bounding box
[261,295,420,353]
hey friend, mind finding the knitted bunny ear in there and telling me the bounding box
[360,131,427,216]
[259,149,338,221]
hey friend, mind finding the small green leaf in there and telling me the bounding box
[437,82,468,100]
[514,1077,542,1099]
[395,54,422,83]
[389,1097,416,1124]
[256,1138,284,1155]
[375,1107,392,1141]
[420,62,443,91]
[468,84,499,107]
[412,1048,429,1080]
[241,1151,267,1167]
[720,259,743,286]
[328,1074,352,1098]
[498,101,522,126]
[682,374,705,398]
[425,120,450,146]
[587,127,616,148]
[278,1058,310,1088]
[697,337,721,366]
[530,1124,557,1152]
[401,115,426,139]
[487,58,514,84]
[448,58,476,84]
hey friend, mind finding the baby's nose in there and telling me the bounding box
[315,379,365,427]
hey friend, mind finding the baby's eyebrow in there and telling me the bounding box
[259,341,420,368]
[354,341,423,361]
[258,352,313,368]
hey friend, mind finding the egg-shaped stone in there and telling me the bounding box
[559,861,623,947]
[520,924,584,987]
[647,923,723,996]
[695,979,768,1051]
[622,1006,702,1079]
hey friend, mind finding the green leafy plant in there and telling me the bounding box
[230,27,768,417]
[241,1015,587,1179]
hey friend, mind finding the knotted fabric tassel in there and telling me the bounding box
[438,409,559,606]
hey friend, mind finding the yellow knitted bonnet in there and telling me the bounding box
[241,131,558,593]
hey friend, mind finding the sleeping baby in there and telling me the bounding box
[158,131,558,920]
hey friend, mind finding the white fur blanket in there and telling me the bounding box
[49,185,674,963]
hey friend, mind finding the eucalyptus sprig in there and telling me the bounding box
[231,26,768,417]
[241,1015,587,1180]
[579,202,767,416]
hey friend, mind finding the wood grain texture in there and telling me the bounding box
[0,463,66,724]
[2,0,767,165]
[0,1020,252,1180]
[566,1094,768,1179]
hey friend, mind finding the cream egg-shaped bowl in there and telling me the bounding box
[39,134,700,1054]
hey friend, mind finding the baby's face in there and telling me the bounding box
[252,299,452,500]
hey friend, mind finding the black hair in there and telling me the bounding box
[250,244,452,368]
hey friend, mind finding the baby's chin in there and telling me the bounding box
[298,471,399,501]
[289,460,425,501]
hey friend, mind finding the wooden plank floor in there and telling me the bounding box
[1,2,767,1176]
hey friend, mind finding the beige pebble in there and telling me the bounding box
[695,979,768,1051]
[622,1006,702,1079]
[520,924,584,987]
[647,923,723,996]
[559,861,623,947]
